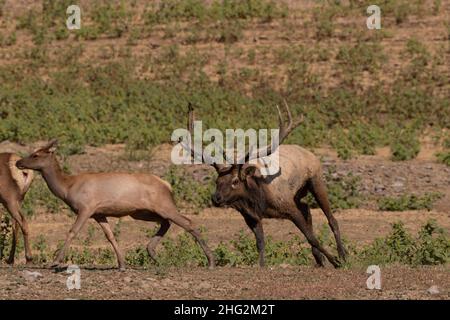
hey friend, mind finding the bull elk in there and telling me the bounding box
[181,102,346,268]
[16,140,215,270]
[0,153,34,264]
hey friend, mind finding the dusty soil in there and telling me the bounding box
[0,264,448,300]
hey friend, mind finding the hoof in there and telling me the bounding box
[332,259,342,269]
[147,249,157,262]
[314,263,325,268]
[50,262,66,272]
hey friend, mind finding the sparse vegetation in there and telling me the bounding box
[378,192,443,211]
[163,165,216,213]
[9,220,447,267]
[356,220,449,266]
[0,0,447,161]
[436,151,450,166]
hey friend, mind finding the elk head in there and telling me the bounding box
[16,139,58,171]
[180,102,303,209]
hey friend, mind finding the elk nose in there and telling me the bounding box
[212,194,222,206]
[16,160,24,169]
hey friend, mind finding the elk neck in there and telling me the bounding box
[40,156,73,201]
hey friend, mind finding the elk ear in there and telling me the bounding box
[241,164,262,179]
[43,139,58,153]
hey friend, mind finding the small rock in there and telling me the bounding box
[197,281,212,290]
[161,278,175,287]
[123,276,132,283]
[427,285,440,295]
[22,270,43,282]
[374,184,385,193]
[392,181,404,191]
[279,263,290,269]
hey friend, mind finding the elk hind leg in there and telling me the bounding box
[4,199,32,264]
[6,220,19,265]
[147,219,171,262]
[309,175,347,261]
[160,210,215,269]
[94,216,126,271]
[290,208,340,268]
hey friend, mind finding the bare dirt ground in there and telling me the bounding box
[0,142,449,300]
[0,264,448,300]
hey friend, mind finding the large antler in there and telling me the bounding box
[179,103,226,169]
[236,100,304,164]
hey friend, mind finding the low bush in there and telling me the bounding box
[378,192,443,211]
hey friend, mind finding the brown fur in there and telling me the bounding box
[0,153,34,264]
[213,145,347,268]
[16,140,214,270]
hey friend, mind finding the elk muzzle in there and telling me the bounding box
[15,159,26,170]
[212,193,224,207]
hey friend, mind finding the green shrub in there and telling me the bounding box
[414,220,449,265]
[395,3,410,24]
[54,26,69,40]
[144,0,287,25]
[163,165,216,213]
[378,192,443,211]
[436,151,450,166]
[32,235,50,264]
[357,220,449,266]
[214,231,310,267]
[336,42,385,74]
[390,128,421,161]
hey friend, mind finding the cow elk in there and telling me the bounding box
[181,102,347,268]
[16,140,215,270]
[0,153,34,264]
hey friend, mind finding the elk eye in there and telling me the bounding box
[32,154,38,158]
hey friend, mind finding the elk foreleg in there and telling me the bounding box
[51,210,91,268]
[243,215,265,267]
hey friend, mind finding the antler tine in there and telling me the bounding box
[179,103,200,160]
[279,100,304,143]
[283,99,292,125]
[241,101,304,164]
[179,103,226,168]
[188,102,194,134]
[276,104,283,128]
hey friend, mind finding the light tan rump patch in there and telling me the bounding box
[154,175,172,192]
[8,154,34,194]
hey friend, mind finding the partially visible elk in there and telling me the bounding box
[16,140,215,270]
[0,153,34,264]
[181,102,346,268]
